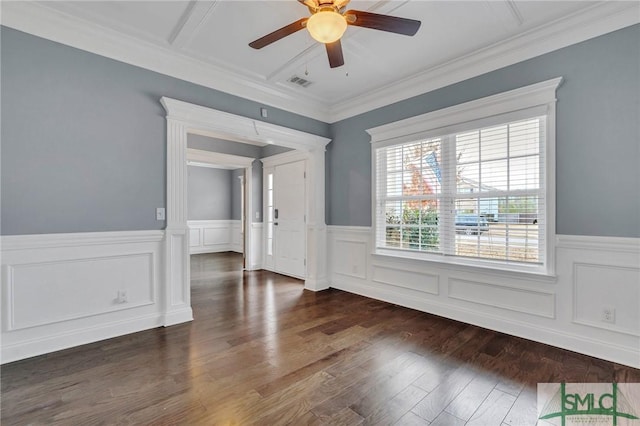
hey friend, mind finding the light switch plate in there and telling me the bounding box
[156,207,165,220]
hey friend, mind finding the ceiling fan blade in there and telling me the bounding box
[344,10,421,36]
[325,40,345,68]
[249,18,309,49]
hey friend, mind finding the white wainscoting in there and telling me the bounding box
[188,220,242,254]
[248,222,263,271]
[327,226,640,368]
[230,221,242,253]
[1,231,165,364]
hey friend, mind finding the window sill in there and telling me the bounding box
[372,248,557,283]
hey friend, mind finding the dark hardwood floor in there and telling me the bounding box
[2,252,639,425]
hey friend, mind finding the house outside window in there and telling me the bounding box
[368,78,562,275]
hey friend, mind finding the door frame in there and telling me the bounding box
[160,97,331,326]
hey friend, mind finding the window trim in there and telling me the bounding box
[367,77,562,276]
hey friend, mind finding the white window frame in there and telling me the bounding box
[367,77,562,276]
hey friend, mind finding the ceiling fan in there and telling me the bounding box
[249,0,421,69]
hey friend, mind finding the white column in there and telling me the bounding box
[304,148,329,291]
[163,118,193,325]
[244,164,256,270]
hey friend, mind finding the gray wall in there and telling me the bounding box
[2,24,638,238]
[187,166,231,220]
[0,27,329,235]
[187,135,293,222]
[187,134,263,222]
[261,144,293,158]
[326,24,640,238]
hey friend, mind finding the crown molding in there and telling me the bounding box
[366,77,562,144]
[0,1,332,122]
[328,1,640,123]
[1,1,637,124]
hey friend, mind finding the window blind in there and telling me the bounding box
[375,116,546,265]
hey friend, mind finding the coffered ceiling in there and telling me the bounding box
[2,1,638,122]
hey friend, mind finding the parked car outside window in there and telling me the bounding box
[455,214,489,235]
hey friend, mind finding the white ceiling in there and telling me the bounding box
[2,1,638,122]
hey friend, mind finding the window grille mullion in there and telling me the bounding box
[440,135,455,256]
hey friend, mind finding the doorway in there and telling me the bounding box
[161,97,331,327]
[185,148,254,268]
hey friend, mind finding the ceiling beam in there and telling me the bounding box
[169,0,220,49]
[484,0,524,31]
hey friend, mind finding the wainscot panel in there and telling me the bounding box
[230,221,242,253]
[333,239,368,280]
[189,228,201,247]
[573,263,639,336]
[204,227,228,246]
[448,278,554,318]
[249,222,263,271]
[327,226,640,368]
[558,235,640,342]
[1,231,164,364]
[6,254,154,330]
[188,220,241,254]
[373,265,439,295]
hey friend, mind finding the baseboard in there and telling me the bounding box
[326,226,640,368]
[190,245,235,255]
[1,313,163,364]
[331,277,639,368]
[162,307,194,327]
[246,264,263,271]
[305,277,330,292]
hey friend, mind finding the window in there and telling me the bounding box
[369,78,561,274]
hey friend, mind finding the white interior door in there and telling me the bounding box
[273,160,306,278]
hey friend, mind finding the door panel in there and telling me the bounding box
[274,160,306,278]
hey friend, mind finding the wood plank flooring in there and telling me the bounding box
[2,252,639,425]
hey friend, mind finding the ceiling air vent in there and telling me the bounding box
[288,75,313,88]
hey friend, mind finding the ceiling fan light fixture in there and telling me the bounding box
[306,10,347,44]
